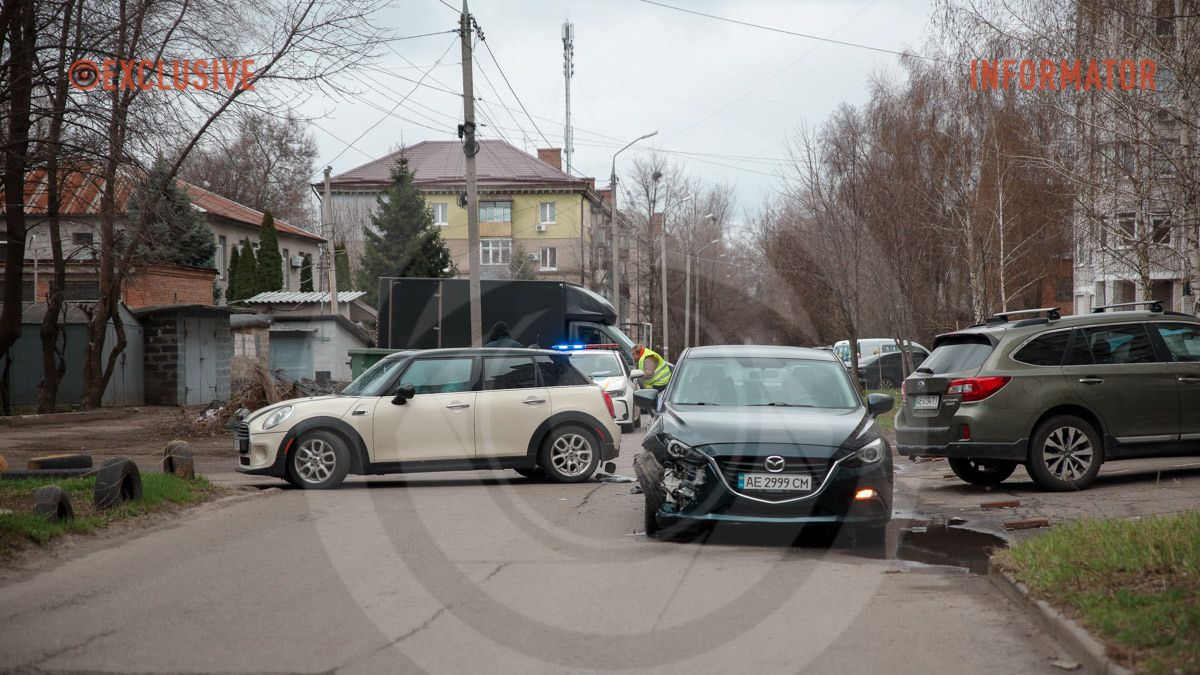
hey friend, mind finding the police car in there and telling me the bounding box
[558,344,644,433]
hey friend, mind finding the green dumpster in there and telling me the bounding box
[348,348,400,380]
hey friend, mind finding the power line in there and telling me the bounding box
[476,24,553,148]
[636,0,951,64]
[313,35,459,177]
[389,29,459,42]
[434,0,458,13]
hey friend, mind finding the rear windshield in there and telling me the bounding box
[920,335,994,375]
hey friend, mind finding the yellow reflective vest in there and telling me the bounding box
[638,348,672,388]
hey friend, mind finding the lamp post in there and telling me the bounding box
[696,251,725,346]
[609,131,657,326]
[659,193,692,360]
[684,232,718,350]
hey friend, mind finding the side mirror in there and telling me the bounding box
[630,369,645,380]
[633,388,659,412]
[867,393,894,416]
[391,384,416,405]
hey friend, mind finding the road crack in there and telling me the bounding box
[575,484,604,509]
[482,562,509,583]
[30,628,118,667]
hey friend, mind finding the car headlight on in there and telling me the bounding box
[853,438,885,464]
[261,405,294,431]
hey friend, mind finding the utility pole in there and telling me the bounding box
[609,131,657,330]
[323,166,339,316]
[660,218,669,360]
[461,1,482,347]
[562,22,574,176]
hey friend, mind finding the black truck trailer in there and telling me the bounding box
[377,278,637,363]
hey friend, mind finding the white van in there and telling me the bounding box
[832,338,929,365]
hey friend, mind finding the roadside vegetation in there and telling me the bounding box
[0,474,218,553]
[995,512,1200,675]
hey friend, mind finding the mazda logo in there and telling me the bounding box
[765,456,785,473]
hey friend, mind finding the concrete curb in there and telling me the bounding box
[0,408,134,427]
[195,487,284,513]
[988,562,1133,675]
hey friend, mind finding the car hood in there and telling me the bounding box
[249,395,353,422]
[591,376,626,390]
[660,404,866,449]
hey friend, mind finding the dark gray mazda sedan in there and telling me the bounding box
[633,345,895,540]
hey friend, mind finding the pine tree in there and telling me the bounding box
[300,253,314,292]
[334,241,352,291]
[356,156,455,306]
[226,245,241,301]
[232,239,259,301]
[129,157,215,268]
[256,210,283,292]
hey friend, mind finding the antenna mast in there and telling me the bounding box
[562,22,575,175]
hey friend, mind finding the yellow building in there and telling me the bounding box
[324,141,608,291]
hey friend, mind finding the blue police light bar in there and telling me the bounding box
[553,344,617,351]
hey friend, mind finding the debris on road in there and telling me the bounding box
[981,499,1021,509]
[595,473,635,484]
[1003,518,1051,531]
[1048,658,1080,671]
[629,485,643,494]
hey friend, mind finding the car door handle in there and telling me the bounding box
[1179,376,1200,384]
[1078,377,1104,385]
[522,397,546,405]
[445,402,471,410]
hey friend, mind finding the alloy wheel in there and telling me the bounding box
[295,438,338,484]
[1042,426,1095,481]
[550,433,593,478]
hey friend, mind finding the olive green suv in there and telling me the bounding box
[895,303,1200,491]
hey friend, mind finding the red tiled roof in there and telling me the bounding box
[326,139,590,191]
[3,166,324,242]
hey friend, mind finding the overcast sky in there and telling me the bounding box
[302,0,934,220]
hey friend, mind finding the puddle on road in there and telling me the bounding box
[857,518,1007,574]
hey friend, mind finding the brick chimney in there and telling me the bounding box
[537,148,562,170]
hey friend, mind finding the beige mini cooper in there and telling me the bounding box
[236,348,622,489]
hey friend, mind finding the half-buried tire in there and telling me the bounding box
[33,485,75,522]
[94,458,142,509]
[27,453,93,470]
[163,441,195,480]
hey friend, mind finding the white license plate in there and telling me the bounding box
[738,473,812,491]
[913,395,940,410]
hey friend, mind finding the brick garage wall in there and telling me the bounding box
[212,317,233,401]
[141,314,180,405]
[125,264,215,308]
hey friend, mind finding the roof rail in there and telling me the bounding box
[985,307,1062,324]
[1091,301,1163,314]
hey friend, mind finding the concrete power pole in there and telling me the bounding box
[461,1,482,347]
[323,166,339,316]
[562,22,574,176]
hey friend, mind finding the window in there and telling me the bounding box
[62,280,99,300]
[432,203,448,226]
[1151,215,1171,244]
[1055,278,1072,302]
[539,247,557,270]
[217,235,227,279]
[535,355,591,387]
[480,238,511,265]
[398,357,474,395]
[282,248,290,289]
[72,231,93,246]
[1080,324,1157,365]
[922,335,995,374]
[538,202,556,224]
[1013,331,1069,366]
[1116,213,1135,245]
[479,200,512,223]
[482,356,538,390]
[1154,323,1200,362]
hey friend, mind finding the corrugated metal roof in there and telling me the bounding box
[242,291,366,304]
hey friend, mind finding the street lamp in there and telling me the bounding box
[696,251,726,346]
[660,193,692,360]
[609,130,658,326]
[684,229,718,350]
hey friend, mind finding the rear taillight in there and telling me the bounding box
[946,376,1011,402]
[601,389,616,418]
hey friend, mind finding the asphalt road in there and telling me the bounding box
[0,429,1071,674]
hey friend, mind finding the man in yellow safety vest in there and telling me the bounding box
[633,344,672,390]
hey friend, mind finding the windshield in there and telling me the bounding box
[342,357,408,396]
[670,356,859,409]
[568,351,624,378]
[607,325,636,352]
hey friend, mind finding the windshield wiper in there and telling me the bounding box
[685,401,719,406]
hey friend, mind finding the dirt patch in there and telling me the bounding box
[0,406,236,464]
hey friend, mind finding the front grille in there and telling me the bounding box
[236,423,250,455]
[712,455,834,496]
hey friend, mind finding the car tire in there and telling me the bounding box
[163,441,195,480]
[287,430,350,490]
[94,458,143,509]
[1027,415,1103,491]
[513,466,544,479]
[948,458,1018,486]
[634,410,642,429]
[33,485,75,522]
[27,453,93,471]
[539,425,600,483]
[620,422,634,434]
